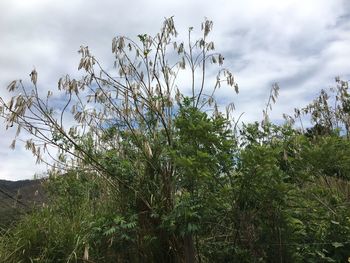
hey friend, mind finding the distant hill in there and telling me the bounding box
[0,179,45,227]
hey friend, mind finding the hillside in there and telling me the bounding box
[0,179,45,227]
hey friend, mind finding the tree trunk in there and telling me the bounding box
[184,234,196,263]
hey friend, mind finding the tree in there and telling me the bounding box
[0,17,238,262]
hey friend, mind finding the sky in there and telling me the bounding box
[0,0,350,180]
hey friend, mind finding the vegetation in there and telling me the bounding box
[1,18,350,262]
[0,179,44,227]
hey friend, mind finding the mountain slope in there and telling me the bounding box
[0,179,45,227]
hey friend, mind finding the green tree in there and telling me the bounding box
[0,17,238,262]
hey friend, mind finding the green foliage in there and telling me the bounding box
[3,103,350,262]
[0,172,139,262]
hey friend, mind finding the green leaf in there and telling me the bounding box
[332,242,344,248]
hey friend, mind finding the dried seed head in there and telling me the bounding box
[202,19,213,38]
[10,139,16,149]
[30,69,38,85]
[7,80,18,92]
[218,54,224,65]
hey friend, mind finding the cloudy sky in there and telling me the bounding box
[1,0,350,180]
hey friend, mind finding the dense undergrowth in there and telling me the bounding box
[2,106,350,262]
